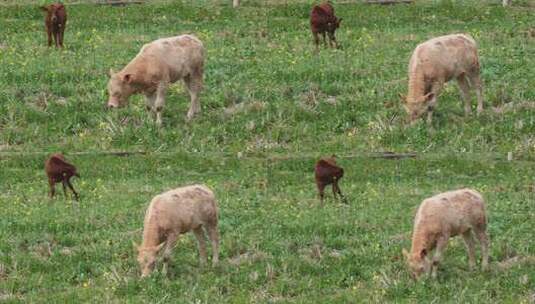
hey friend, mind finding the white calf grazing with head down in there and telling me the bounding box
[404,34,484,125]
[402,188,489,280]
[107,34,204,126]
[136,184,219,277]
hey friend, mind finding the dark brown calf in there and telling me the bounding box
[40,3,67,48]
[45,153,79,200]
[310,2,342,51]
[314,155,345,204]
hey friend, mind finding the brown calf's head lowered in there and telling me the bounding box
[44,153,80,201]
[314,155,345,205]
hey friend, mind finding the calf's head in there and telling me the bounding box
[107,69,136,108]
[41,4,63,23]
[330,17,342,33]
[70,168,80,179]
[403,92,434,123]
[136,242,165,277]
[402,248,430,280]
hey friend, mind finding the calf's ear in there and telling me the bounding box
[402,104,410,115]
[419,249,427,259]
[398,92,407,103]
[123,74,133,84]
[155,242,165,253]
[108,69,115,77]
[423,92,434,103]
[40,6,49,11]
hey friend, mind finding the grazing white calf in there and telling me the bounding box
[107,34,204,125]
[402,188,489,279]
[404,34,483,125]
[136,185,219,277]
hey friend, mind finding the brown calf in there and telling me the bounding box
[314,155,345,204]
[310,2,342,51]
[45,153,79,200]
[40,3,67,48]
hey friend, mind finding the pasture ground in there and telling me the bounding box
[0,0,534,303]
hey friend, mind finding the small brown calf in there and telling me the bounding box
[40,3,67,48]
[45,153,79,200]
[314,155,345,204]
[310,2,342,51]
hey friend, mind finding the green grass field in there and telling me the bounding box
[0,0,534,303]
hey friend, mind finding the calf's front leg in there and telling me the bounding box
[144,93,156,118]
[162,232,178,275]
[46,29,53,47]
[48,179,56,198]
[55,31,61,48]
[334,181,346,203]
[66,179,79,201]
[426,82,444,126]
[431,235,449,278]
[59,27,65,48]
[312,31,320,52]
[317,182,326,205]
[327,32,337,49]
[61,180,68,198]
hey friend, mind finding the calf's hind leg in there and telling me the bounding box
[469,72,484,115]
[474,224,490,270]
[456,74,472,117]
[205,223,219,266]
[461,231,476,270]
[193,227,208,266]
[184,70,203,121]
